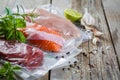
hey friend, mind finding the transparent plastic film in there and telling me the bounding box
[0,4,93,80]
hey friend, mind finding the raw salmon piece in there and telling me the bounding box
[29,40,61,52]
[21,23,65,52]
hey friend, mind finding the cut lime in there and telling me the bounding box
[64,9,82,22]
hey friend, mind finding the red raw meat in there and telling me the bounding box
[0,40,44,70]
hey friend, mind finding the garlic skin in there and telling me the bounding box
[81,8,104,44]
[93,29,104,36]
[81,8,95,26]
[92,37,100,45]
[85,25,94,30]
[85,26,104,37]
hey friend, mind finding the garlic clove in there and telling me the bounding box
[92,37,100,45]
[85,25,94,30]
[81,8,95,26]
[93,29,104,36]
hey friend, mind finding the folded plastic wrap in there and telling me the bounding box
[25,8,80,39]
[0,4,93,80]
[20,22,65,52]
[15,29,92,80]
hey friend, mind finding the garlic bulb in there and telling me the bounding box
[93,29,104,36]
[81,8,95,26]
[92,37,100,45]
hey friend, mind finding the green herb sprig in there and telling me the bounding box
[0,6,39,42]
[0,7,26,42]
[0,62,21,80]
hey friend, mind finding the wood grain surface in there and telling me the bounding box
[102,0,120,64]
[0,0,120,80]
[50,0,120,80]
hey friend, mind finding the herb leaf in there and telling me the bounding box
[0,62,21,80]
[6,29,15,40]
[16,30,26,42]
[0,7,26,42]
[5,7,12,15]
[13,66,21,70]
[15,18,26,28]
[0,6,38,42]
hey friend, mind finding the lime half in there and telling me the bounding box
[64,9,82,22]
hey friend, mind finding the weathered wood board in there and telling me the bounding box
[102,0,120,64]
[0,0,120,80]
[50,0,120,80]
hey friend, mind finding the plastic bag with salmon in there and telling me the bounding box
[6,5,93,80]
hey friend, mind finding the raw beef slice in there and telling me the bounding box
[0,40,44,69]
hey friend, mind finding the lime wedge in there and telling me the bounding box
[64,9,82,22]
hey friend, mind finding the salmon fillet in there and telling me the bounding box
[21,23,65,52]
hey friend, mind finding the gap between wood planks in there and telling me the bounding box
[48,70,51,80]
[101,0,120,70]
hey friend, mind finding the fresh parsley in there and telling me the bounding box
[0,62,21,80]
[0,7,26,42]
[0,6,40,42]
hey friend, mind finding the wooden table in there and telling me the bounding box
[0,0,120,80]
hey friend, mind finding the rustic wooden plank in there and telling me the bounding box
[0,0,119,80]
[87,0,104,80]
[90,0,120,80]
[79,42,91,80]
[50,0,91,80]
[88,0,120,80]
[12,0,50,9]
[75,0,103,80]
[71,1,91,80]
[93,1,108,78]
[38,74,49,80]
[50,0,77,79]
[6,0,16,8]
[0,0,9,14]
[102,0,120,65]
[71,0,120,80]
[50,0,80,80]
[52,0,71,9]
[51,0,72,13]
[0,0,50,80]
[100,0,120,79]
[71,0,82,12]
[72,0,91,80]
[50,43,90,80]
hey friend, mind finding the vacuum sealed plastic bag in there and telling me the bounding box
[0,4,93,80]
[20,22,65,52]
[25,8,81,39]
[0,40,44,70]
[16,28,91,80]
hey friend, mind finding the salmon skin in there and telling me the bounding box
[21,22,65,52]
